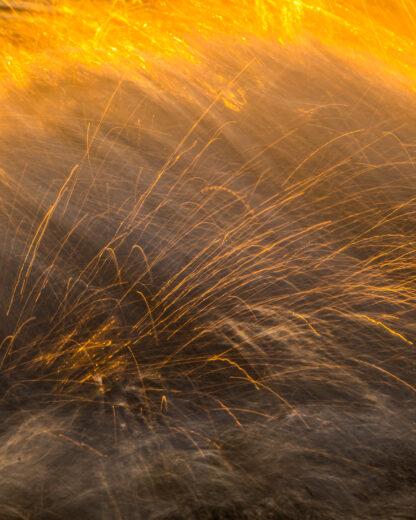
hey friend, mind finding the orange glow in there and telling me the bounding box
[1,1,416,94]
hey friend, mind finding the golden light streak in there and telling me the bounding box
[357,313,413,345]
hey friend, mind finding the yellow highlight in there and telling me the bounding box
[357,314,413,345]
[1,1,416,95]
